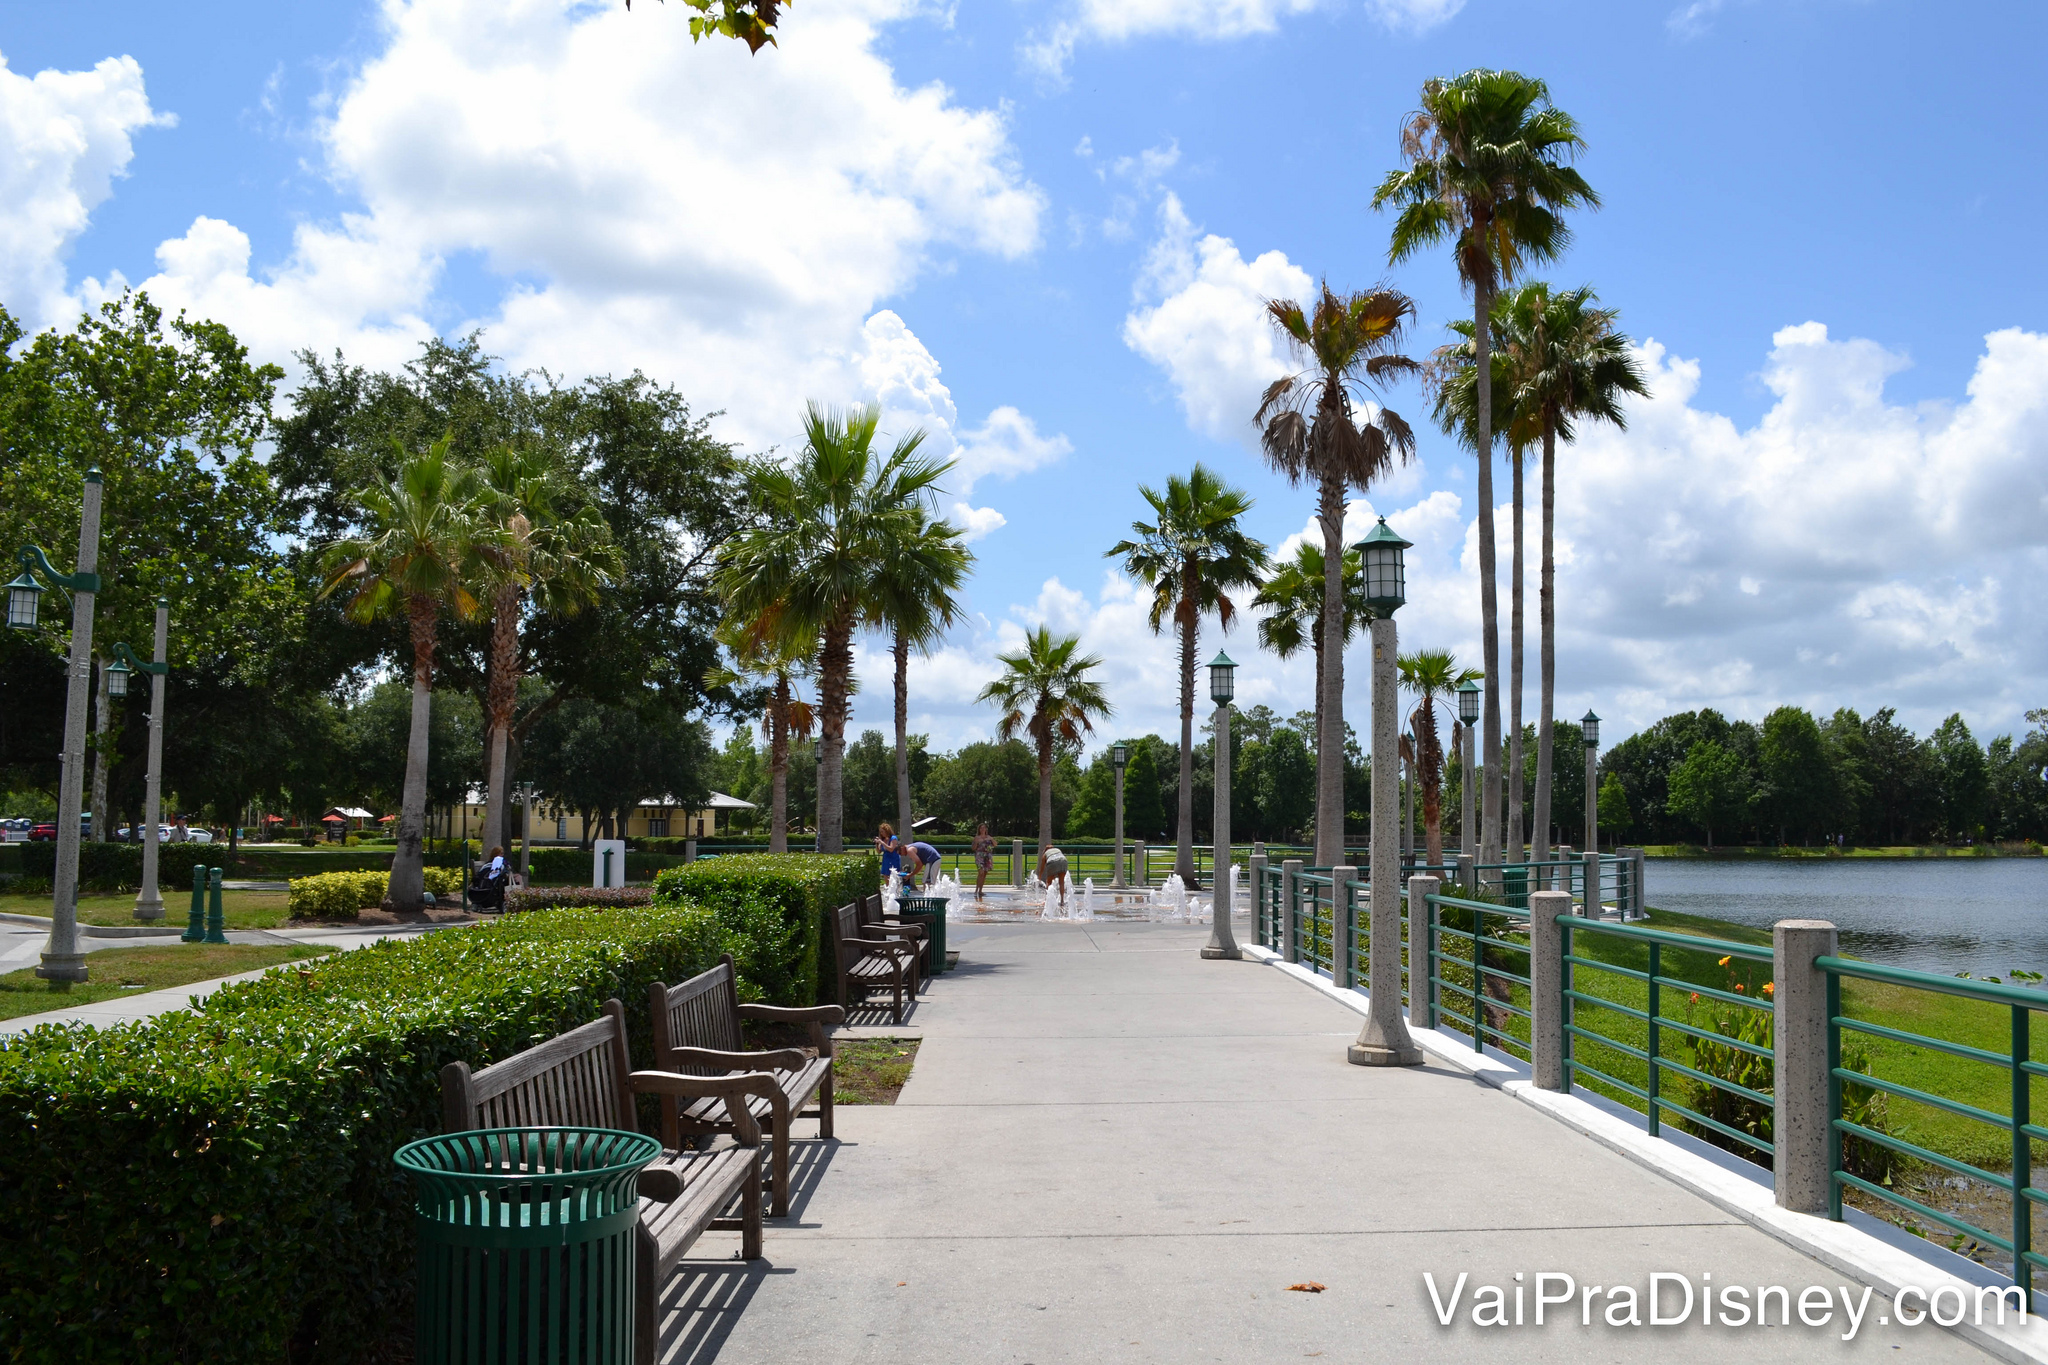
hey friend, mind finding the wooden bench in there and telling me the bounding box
[441,999,768,1365]
[830,901,921,1024]
[856,892,927,948]
[650,955,844,1217]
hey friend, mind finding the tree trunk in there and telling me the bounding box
[1474,271,1503,873]
[769,671,790,855]
[815,611,854,853]
[388,596,436,909]
[483,580,520,855]
[893,628,913,839]
[1314,471,1347,867]
[1532,420,1558,868]
[1038,743,1055,854]
[1175,582,1198,886]
[90,657,111,842]
[1507,443,1526,863]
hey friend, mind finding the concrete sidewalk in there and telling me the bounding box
[665,919,1991,1364]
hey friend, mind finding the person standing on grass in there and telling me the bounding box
[971,823,996,900]
[909,839,942,889]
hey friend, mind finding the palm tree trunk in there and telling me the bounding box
[483,581,520,855]
[1532,420,1557,867]
[1474,271,1503,873]
[1507,446,1526,863]
[1038,745,1055,854]
[1175,590,1198,886]
[389,596,436,909]
[1311,624,1325,758]
[893,629,914,838]
[1314,472,1346,867]
[769,672,790,855]
[815,612,854,853]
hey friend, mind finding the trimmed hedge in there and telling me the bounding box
[286,868,465,919]
[651,852,879,1007]
[17,842,226,893]
[0,902,727,1364]
[522,847,685,886]
[504,885,654,914]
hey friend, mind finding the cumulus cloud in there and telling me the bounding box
[952,405,1073,495]
[0,50,170,328]
[1122,193,1312,446]
[1023,0,1460,81]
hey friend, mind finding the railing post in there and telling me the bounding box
[1330,865,1356,989]
[1774,919,1838,1217]
[1581,850,1602,918]
[1402,874,1438,1029]
[1455,852,1475,894]
[1631,846,1648,918]
[1529,890,1570,1089]
[1281,858,1302,964]
[1249,848,1268,948]
[1011,838,1023,886]
[1134,841,1148,888]
[683,838,696,864]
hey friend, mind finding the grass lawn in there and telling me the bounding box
[0,943,333,1022]
[830,1038,920,1104]
[0,889,291,931]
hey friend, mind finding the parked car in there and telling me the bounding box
[186,828,214,844]
[29,823,57,841]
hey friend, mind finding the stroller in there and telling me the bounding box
[468,861,510,913]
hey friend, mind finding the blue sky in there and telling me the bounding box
[5,0,2045,754]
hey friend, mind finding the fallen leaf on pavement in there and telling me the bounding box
[1287,1282,1325,1293]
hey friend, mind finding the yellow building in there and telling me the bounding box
[439,791,756,844]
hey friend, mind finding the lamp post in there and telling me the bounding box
[109,606,172,920]
[10,470,106,983]
[1457,679,1479,861]
[1581,710,1601,854]
[1111,742,1128,889]
[1203,653,1239,960]
[1349,518,1421,1066]
[516,781,536,885]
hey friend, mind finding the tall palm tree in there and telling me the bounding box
[320,436,492,909]
[476,444,620,854]
[711,615,816,853]
[1253,285,1420,867]
[716,404,948,852]
[1253,541,1370,761]
[1497,284,1647,862]
[978,628,1111,854]
[871,503,972,840]
[1398,649,1484,866]
[1108,464,1269,885]
[1376,68,1597,872]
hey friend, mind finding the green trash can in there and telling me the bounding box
[895,895,948,974]
[395,1126,661,1365]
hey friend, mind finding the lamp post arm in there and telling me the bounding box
[108,640,169,676]
[19,544,101,598]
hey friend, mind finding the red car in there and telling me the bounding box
[29,823,57,841]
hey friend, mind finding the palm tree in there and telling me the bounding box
[1398,649,1484,866]
[711,615,816,853]
[476,444,620,855]
[1498,284,1647,862]
[716,404,948,852]
[978,628,1111,854]
[1375,68,1598,872]
[1253,285,1421,867]
[1253,541,1370,761]
[320,436,492,909]
[1107,464,1269,885]
[871,503,972,840]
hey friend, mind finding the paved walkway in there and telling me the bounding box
[668,919,1989,1364]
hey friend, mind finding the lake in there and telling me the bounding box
[1647,857,2048,977]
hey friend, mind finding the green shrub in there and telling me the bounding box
[522,847,685,886]
[652,852,878,1006]
[286,868,464,919]
[0,901,727,1364]
[18,843,227,893]
[504,885,654,913]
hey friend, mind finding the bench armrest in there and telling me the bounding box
[845,936,917,956]
[738,1003,844,1054]
[637,1167,685,1202]
[662,1045,808,1073]
[628,1070,775,1145]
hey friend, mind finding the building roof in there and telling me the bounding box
[632,791,758,811]
[324,807,376,820]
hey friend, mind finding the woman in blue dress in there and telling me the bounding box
[875,822,904,879]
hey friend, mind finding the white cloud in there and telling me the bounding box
[1023,0,1458,81]
[949,501,1007,541]
[0,51,170,328]
[952,405,1073,495]
[1122,193,1312,446]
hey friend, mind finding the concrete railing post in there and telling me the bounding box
[1249,848,1269,948]
[1455,853,1476,895]
[683,838,696,864]
[1402,874,1439,1030]
[1281,858,1302,964]
[1011,838,1023,886]
[1330,865,1357,989]
[1134,841,1148,888]
[1631,847,1648,918]
[1581,850,1603,918]
[1529,890,1571,1089]
[1775,919,1838,1217]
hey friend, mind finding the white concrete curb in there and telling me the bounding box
[1244,944,2045,1364]
[0,911,184,938]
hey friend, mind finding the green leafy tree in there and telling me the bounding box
[709,615,815,852]
[1861,708,1933,845]
[319,437,492,907]
[1398,649,1483,864]
[1253,542,1369,758]
[872,504,971,837]
[524,699,712,844]
[1758,706,1830,846]
[717,404,947,852]
[922,739,1047,836]
[1119,738,1172,841]
[1821,708,1872,841]
[626,0,792,52]
[1246,723,1314,843]
[1253,288,1420,866]
[1377,68,1598,869]
[978,629,1112,852]
[1929,713,1987,843]
[1666,739,1751,850]
[1597,770,1631,842]
[1107,464,1269,882]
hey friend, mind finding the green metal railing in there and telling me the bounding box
[1559,915,1775,1160]
[1421,892,1533,1061]
[1818,956,2048,1299]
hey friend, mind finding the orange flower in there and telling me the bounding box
[1732,983,1744,993]
[1689,992,1700,1004]
[1717,956,1732,968]
[1762,982,1775,997]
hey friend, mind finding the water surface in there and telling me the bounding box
[1648,858,2048,977]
